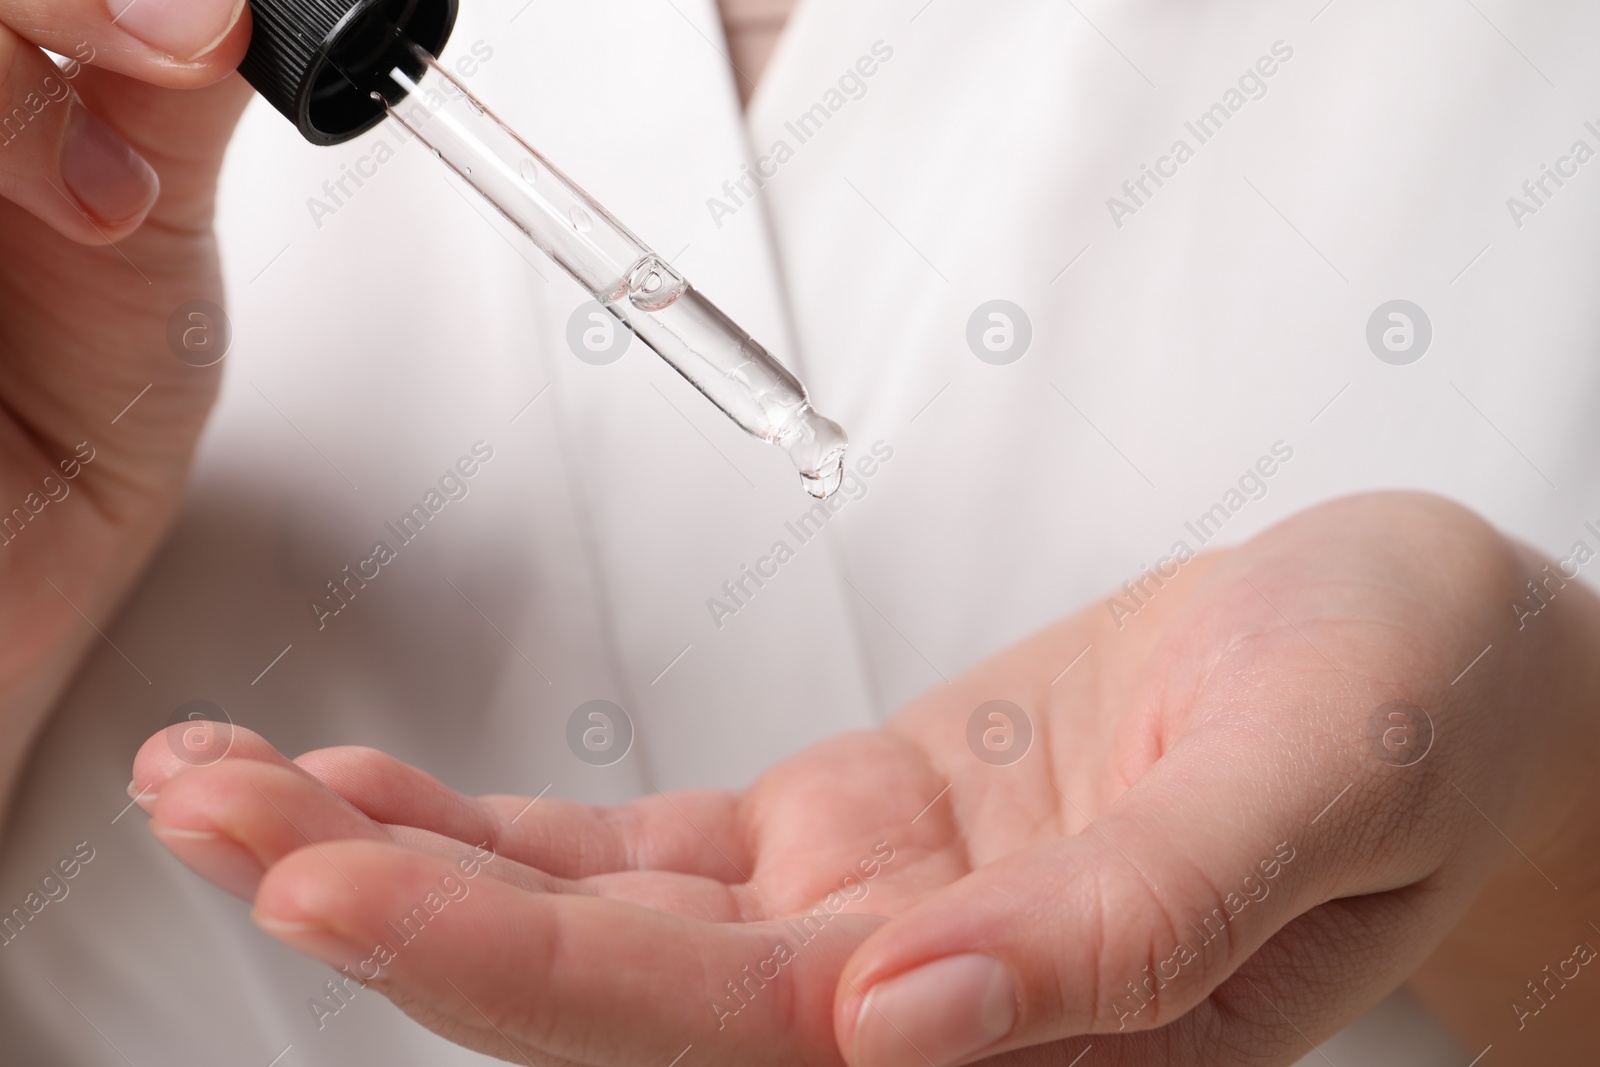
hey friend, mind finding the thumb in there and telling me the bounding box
[0,3,252,244]
[834,693,1455,1067]
[836,494,1536,1067]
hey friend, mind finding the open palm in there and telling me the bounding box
[134,493,1600,1066]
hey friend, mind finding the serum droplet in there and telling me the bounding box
[624,256,687,312]
[519,158,538,183]
[569,206,593,232]
[778,410,849,500]
[798,455,847,499]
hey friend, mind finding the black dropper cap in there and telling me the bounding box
[239,0,459,146]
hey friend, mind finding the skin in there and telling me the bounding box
[0,0,794,842]
[133,493,1600,1065]
[2,4,1595,1065]
[0,0,253,829]
[0,0,781,835]
[716,0,801,105]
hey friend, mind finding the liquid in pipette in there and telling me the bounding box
[377,51,849,496]
[603,257,847,498]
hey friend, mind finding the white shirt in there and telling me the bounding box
[5,0,1589,1061]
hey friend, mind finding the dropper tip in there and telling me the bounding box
[779,409,849,499]
[798,453,848,499]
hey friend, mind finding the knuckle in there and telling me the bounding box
[1082,849,1236,1034]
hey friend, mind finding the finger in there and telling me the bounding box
[132,723,301,813]
[291,746,506,849]
[72,66,255,233]
[140,731,760,914]
[152,743,757,920]
[146,746,605,900]
[253,839,887,1067]
[836,499,1524,1067]
[983,888,1447,1067]
[147,759,387,900]
[0,28,158,240]
[0,0,250,85]
[297,745,757,882]
[0,0,253,244]
[835,756,1345,1067]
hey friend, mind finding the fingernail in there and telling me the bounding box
[851,955,1016,1067]
[253,913,366,969]
[149,820,264,900]
[150,824,215,839]
[107,0,246,61]
[60,102,159,227]
[127,779,159,813]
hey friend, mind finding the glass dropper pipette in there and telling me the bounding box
[235,0,848,497]
[370,40,848,498]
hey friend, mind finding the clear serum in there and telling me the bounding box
[237,0,848,498]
